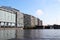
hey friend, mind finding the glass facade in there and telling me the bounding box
[0,10,16,27]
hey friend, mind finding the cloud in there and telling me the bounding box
[36,9,43,16]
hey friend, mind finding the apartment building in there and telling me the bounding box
[31,16,36,27]
[23,14,39,28]
[23,14,31,28]
[17,12,24,28]
[0,6,24,28]
[0,6,42,28]
[37,18,42,26]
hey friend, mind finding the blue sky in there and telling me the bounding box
[0,0,60,25]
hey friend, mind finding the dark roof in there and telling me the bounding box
[0,6,19,11]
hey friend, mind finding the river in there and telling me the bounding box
[0,29,60,40]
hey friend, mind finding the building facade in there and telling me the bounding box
[17,12,24,28]
[0,6,43,28]
[0,6,16,27]
[31,16,36,27]
[35,18,38,26]
[0,6,24,28]
[23,14,31,28]
[37,18,42,26]
[23,14,39,28]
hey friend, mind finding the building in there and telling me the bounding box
[0,6,43,28]
[0,6,16,27]
[35,18,38,26]
[0,6,24,28]
[31,16,36,27]
[23,14,42,28]
[23,14,35,28]
[23,14,43,28]
[37,18,42,26]
[23,14,31,28]
[17,12,24,28]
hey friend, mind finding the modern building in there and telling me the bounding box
[37,18,42,26]
[0,6,43,28]
[0,6,16,27]
[31,16,36,27]
[23,14,42,28]
[17,12,24,28]
[0,6,24,28]
[35,18,38,26]
[23,14,31,28]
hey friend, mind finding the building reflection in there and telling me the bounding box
[16,29,24,39]
[15,29,32,40]
[1,29,60,40]
[0,30,16,40]
[0,29,36,40]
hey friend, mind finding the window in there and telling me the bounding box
[8,23,11,26]
[0,10,16,23]
[1,22,4,26]
[4,22,7,26]
[11,23,15,26]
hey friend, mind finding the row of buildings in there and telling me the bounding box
[0,6,42,28]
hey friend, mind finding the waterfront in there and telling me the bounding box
[0,29,60,40]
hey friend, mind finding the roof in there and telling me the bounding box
[0,6,19,11]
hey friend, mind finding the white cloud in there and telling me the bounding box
[36,9,43,16]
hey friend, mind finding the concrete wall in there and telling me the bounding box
[0,7,16,27]
[0,6,43,28]
[23,14,31,28]
[35,18,38,26]
[17,12,24,28]
[31,16,35,27]
[37,18,42,26]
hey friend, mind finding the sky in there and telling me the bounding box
[0,0,60,25]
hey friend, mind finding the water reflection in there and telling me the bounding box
[0,29,60,40]
[0,30,15,40]
[16,29,24,39]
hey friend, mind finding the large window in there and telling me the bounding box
[0,10,16,23]
[1,22,4,26]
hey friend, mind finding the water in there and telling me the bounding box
[0,29,60,40]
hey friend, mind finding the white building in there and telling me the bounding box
[0,6,16,27]
[0,6,24,28]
